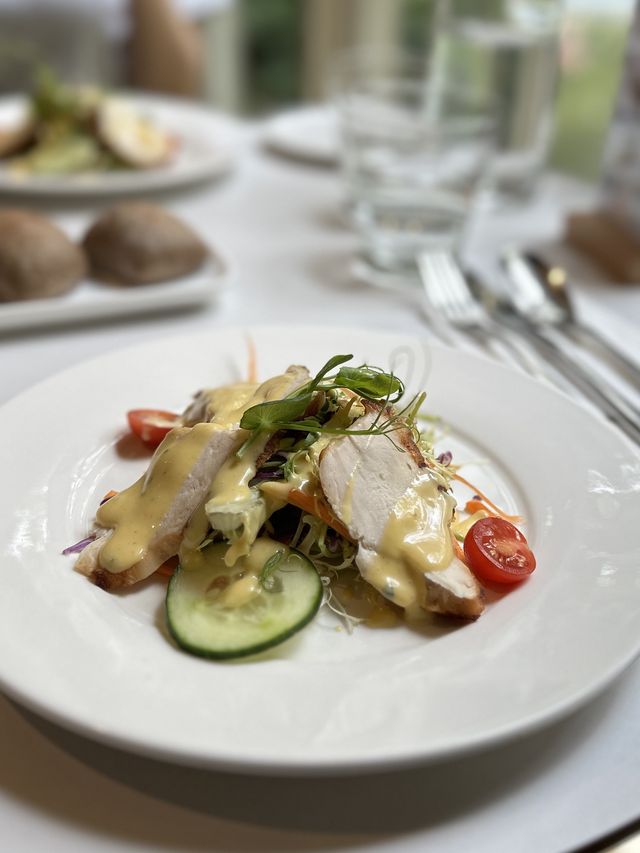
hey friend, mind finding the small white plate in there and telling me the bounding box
[0,93,238,196]
[0,255,227,333]
[263,105,338,165]
[0,206,229,332]
[0,326,638,774]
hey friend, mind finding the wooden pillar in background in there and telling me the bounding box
[302,0,404,101]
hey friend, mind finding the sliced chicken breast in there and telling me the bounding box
[76,425,239,590]
[78,364,311,592]
[319,409,484,619]
[422,557,485,619]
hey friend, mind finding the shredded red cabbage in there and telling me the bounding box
[249,469,285,487]
[437,451,453,466]
[62,535,96,556]
[325,526,341,553]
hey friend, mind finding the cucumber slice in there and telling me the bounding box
[166,540,323,660]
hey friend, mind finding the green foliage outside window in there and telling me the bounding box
[551,14,628,179]
[241,0,631,180]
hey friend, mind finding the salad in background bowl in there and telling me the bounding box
[0,68,177,176]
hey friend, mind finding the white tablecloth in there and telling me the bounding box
[1,123,639,853]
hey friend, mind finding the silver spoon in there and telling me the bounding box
[417,251,640,445]
[472,275,640,446]
[501,248,640,392]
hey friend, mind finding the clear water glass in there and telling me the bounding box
[434,0,561,202]
[337,76,494,276]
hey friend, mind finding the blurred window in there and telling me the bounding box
[0,0,632,183]
[551,0,634,179]
[239,0,634,182]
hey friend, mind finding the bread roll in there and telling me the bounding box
[0,210,86,302]
[83,202,208,285]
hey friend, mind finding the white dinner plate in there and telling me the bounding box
[263,105,339,165]
[0,326,639,775]
[0,93,238,196]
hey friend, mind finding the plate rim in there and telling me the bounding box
[262,104,338,166]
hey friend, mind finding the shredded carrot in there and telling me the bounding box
[100,489,119,504]
[156,556,179,578]
[246,336,257,383]
[453,473,523,523]
[451,532,468,566]
[464,499,489,515]
[287,488,354,542]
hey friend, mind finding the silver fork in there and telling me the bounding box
[417,250,640,446]
[502,248,640,392]
[417,250,542,373]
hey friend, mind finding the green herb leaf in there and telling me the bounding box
[335,366,403,401]
[239,354,411,442]
[308,354,353,390]
[239,355,353,433]
[300,431,321,449]
[240,395,311,431]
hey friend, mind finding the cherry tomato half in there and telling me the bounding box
[463,517,536,585]
[127,409,180,447]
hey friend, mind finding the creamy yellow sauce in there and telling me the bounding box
[259,398,361,505]
[98,371,302,575]
[187,370,302,430]
[179,501,210,556]
[203,370,301,565]
[218,537,283,608]
[330,569,400,628]
[204,435,271,566]
[97,423,221,573]
[201,382,260,428]
[341,450,365,527]
[259,432,334,504]
[181,536,283,609]
[362,471,456,609]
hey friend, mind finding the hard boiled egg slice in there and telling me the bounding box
[0,117,35,159]
[97,98,176,169]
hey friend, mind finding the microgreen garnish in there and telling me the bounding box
[239,354,352,433]
[334,365,403,402]
[282,451,300,481]
[239,354,413,443]
[241,397,311,432]
[259,548,286,592]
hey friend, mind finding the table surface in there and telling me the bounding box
[1,119,640,853]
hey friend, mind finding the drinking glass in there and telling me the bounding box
[335,62,494,278]
[434,0,561,202]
